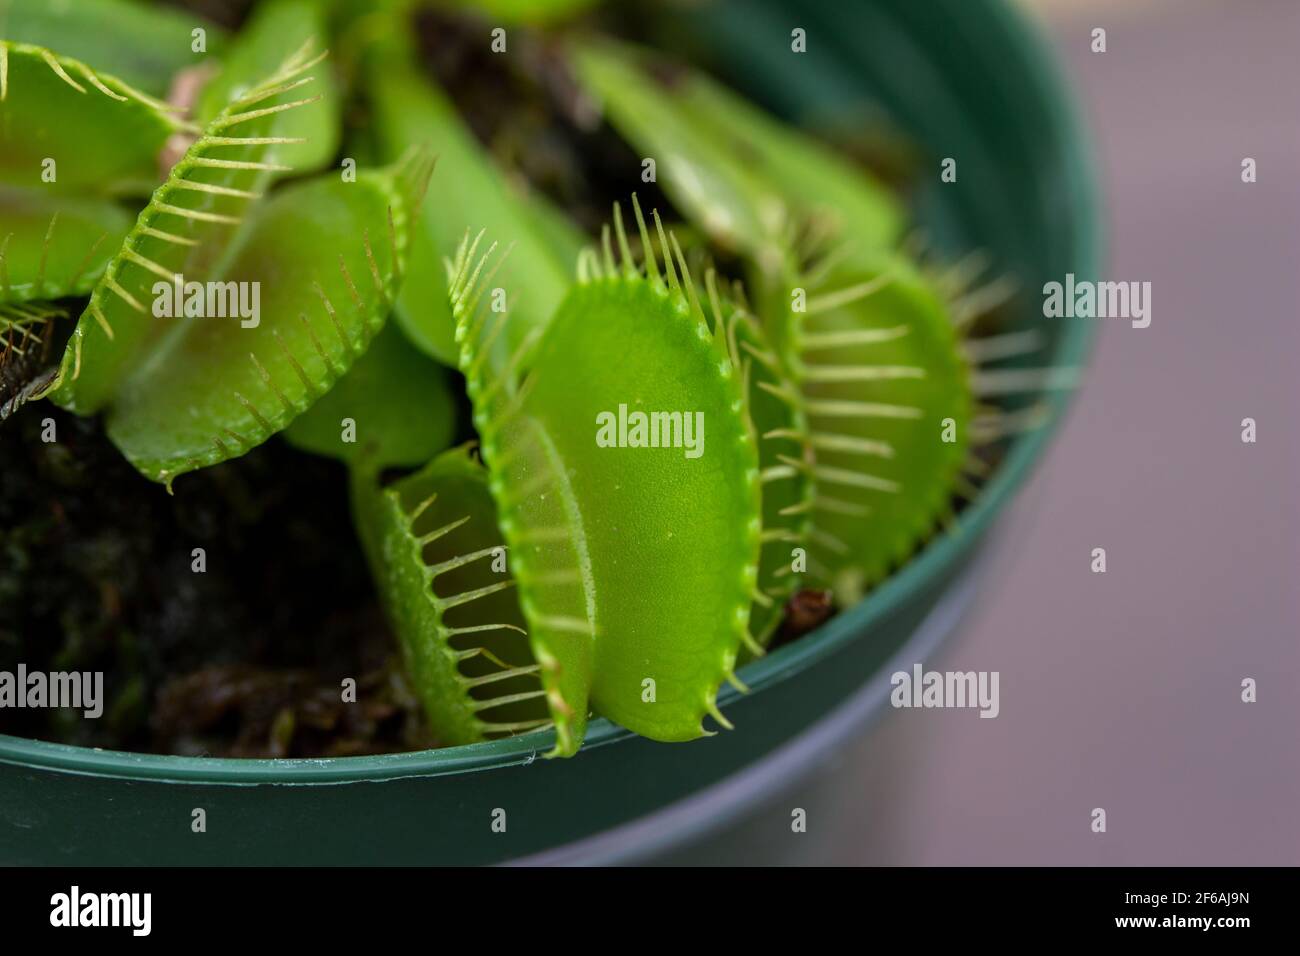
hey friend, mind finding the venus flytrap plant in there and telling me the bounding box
[570,37,1074,605]
[770,249,972,601]
[0,191,131,305]
[935,250,1077,468]
[0,40,188,197]
[0,0,226,97]
[0,40,184,310]
[452,232,593,756]
[441,0,602,24]
[719,279,815,648]
[571,37,967,601]
[44,42,435,487]
[0,39,194,417]
[764,241,1073,604]
[0,0,1075,760]
[518,186,590,281]
[48,41,333,415]
[570,38,903,267]
[455,196,761,752]
[194,0,341,178]
[350,445,553,747]
[102,152,433,486]
[363,27,576,369]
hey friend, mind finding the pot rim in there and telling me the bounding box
[0,0,1100,785]
[511,552,986,864]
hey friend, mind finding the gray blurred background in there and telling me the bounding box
[793,0,1299,865]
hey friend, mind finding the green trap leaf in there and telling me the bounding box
[50,42,334,415]
[776,249,972,603]
[572,39,903,262]
[195,0,341,178]
[366,33,574,367]
[725,293,814,648]
[0,40,186,196]
[0,0,225,96]
[0,188,131,304]
[351,445,553,747]
[442,0,601,25]
[456,199,761,749]
[104,154,432,486]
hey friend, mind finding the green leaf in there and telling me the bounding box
[0,187,131,304]
[195,0,341,177]
[351,445,552,747]
[725,295,813,647]
[521,187,590,270]
[0,0,225,96]
[440,0,601,25]
[50,42,332,415]
[571,38,903,262]
[388,190,582,367]
[776,249,972,603]
[0,40,187,196]
[572,41,773,257]
[455,199,761,748]
[283,320,457,468]
[366,34,574,368]
[103,153,432,486]
[388,225,457,365]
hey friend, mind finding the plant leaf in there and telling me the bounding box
[0,40,186,196]
[388,225,457,365]
[0,188,131,304]
[442,0,601,25]
[283,320,457,468]
[50,42,331,415]
[521,187,590,270]
[195,0,340,177]
[455,199,761,748]
[103,152,432,486]
[724,293,814,648]
[366,33,574,368]
[351,445,552,747]
[572,41,774,257]
[0,0,225,96]
[779,249,972,603]
[571,38,903,261]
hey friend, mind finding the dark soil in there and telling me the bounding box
[0,402,430,755]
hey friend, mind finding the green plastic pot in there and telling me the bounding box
[0,0,1099,865]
